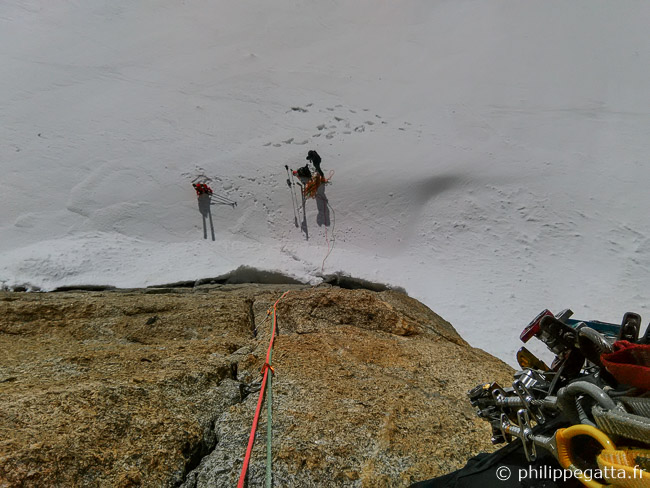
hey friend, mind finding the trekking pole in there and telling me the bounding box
[285,165,300,227]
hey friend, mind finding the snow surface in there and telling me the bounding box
[3,0,650,366]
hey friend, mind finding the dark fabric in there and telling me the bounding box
[306,150,324,177]
[306,150,321,165]
[410,437,583,488]
[296,165,312,179]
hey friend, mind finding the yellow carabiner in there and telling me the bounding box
[556,425,617,488]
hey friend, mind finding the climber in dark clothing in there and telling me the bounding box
[306,150,324,178]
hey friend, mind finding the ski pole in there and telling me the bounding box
[285,165,300,227]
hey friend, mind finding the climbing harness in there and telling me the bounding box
[469,308,650,487]
[237,291,290,488]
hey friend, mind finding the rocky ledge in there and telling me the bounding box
[0,284,512,487]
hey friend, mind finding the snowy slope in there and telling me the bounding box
[2,0,650,365]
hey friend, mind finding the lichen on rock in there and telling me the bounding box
[0,284,512,487]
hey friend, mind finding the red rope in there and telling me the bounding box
[237,291,290,488]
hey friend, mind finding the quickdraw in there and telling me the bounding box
[469,308,650,487]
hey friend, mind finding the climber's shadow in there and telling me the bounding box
[197,194,215,241]
[316,184,330,227]
[294,178,310,240]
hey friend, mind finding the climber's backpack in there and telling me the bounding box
[295,165,312,179]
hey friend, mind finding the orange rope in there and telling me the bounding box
[237,291,290,488]
[302,170,334,199]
